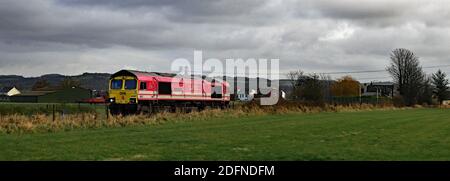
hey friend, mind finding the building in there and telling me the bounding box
[9,87,91,103]
[443,91,450,106]
[443,100,450,106]
[361,82,397,97]
[279,79,295,98]
[9,91,54,103]
[0,86,21,102]
[0,86,21,96]
[0,95,7,102]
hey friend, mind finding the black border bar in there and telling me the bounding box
[1,161,450,179]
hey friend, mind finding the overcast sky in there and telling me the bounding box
[0,0,449,80]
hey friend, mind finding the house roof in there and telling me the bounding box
[111,69,223,83]
[14,91,55,96]
[362,82,395,86]
[112,70,176,79]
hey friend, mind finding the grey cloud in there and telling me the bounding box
[0,0,269,51]
[0,0,449,78]
[310,0,407,19]
[58,0,276,25]
[308,0,450,28]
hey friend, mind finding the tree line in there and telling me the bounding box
[32,77,81,91]
[387,48,449,106]
[288,48,449,106]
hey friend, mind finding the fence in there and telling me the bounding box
[0,102,109,121]
[328,96,392,105]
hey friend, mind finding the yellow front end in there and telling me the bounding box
[108,76,138,104]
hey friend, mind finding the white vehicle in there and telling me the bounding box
[237,89,257,102]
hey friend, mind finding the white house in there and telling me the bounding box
[443,100,450,106]
[0,86,21,96]
[360,82,396,97]
[443,92,450,106]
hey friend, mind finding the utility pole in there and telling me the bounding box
[376,87,380,105]
[359,83,362,104]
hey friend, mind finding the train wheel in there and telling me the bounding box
[137,104,145,114]
[128,104,138,115]
[147,103,154,114]
[170,106,177,113]
[153,105,160,114]
[109,104,120,116]
[138,104,154,115]
[198,104,206,112]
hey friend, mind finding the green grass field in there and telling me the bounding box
[0,108,448,161]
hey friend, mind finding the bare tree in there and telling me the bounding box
[419,76,433,105]
[387,48,425,106]
[299,73,324,102]
[286,70,304,100]
[287,70,327,103]
[319,73,333,102]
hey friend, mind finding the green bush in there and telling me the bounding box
[0,103,98,115]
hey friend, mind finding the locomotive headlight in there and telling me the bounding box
[109,98,115,103]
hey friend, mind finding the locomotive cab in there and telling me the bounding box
[109,76,138,104]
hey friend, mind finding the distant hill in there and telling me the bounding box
[0,73,111,91]
[0,72,277,93]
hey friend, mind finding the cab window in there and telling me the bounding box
[125,80,137,90]
[140,82,147,90]
[111,80,123,89]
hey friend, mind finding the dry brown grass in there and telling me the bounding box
[0,102,412,134]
